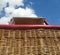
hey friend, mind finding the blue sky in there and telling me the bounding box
[0,0,60,25]
[24,0,60,25]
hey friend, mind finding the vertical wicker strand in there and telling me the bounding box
[34,29,38,55]
[5,30,10,55]
[24,30,27,55]
[30,30,33,55]
[46,38,52,55]
[0,29,3,55]
[45,30,51,55]
[48,30,52,55]
[54,30,60,55]
[40,38,44,55]
[19,30,21,55]
[13,30,15,55]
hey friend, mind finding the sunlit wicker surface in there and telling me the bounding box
[0,28,60,55]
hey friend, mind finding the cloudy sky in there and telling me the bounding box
[0,0,60,25]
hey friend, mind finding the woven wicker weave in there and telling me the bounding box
[0,28,60,55]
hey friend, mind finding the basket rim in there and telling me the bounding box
[0,24,60,29]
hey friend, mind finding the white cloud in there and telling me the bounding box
[9,7,37,17]
[0,0,37,24]
[0,0,6,11]
[5,7,37,17]
[0,17,11,24]
[0,0,24,11]
[5,7,15,17]
[6,0,24,7]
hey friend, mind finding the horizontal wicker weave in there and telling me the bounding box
[0,28,60,55]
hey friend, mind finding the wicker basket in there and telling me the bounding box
[0,28,60,55]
